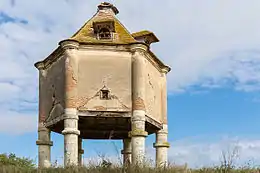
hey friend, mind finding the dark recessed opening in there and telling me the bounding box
[101,90,110,100]
[98,28,111,39]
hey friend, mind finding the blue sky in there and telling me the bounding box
[1,0,260,168]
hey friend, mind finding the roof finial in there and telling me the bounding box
[97,2,119,15]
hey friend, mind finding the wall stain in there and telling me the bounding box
[133,97,146,111]
[65,58,77,92]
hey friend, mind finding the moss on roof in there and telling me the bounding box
[131,30,154,38]
[70,11,137,44]
[132,30,159,43]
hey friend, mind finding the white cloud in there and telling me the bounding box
[163,136,260,168]
[0,109,37,135]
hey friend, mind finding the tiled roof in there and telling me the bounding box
[69,10,137,44]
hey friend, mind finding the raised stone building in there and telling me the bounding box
[35,2,170,168]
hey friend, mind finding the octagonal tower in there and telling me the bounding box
[35,2,170,168]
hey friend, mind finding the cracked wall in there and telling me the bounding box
[39,55,66,124]
[144,58,163,123]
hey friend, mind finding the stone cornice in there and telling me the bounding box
[34,46,64,70]
[130,43,171,74]
[34,41,171,75]
[146,50,171,74]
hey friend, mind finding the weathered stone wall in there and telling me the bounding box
[144,55,163,123]
[77,49,132,112]
[39,55,66,123]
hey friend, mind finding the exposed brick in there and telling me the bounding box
[133,97,146,111]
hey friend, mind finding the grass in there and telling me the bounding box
[1,164,260,173]
[1,147,259,173]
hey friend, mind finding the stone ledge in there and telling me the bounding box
[62,128,80,135]
[153,142,170,148]
[36,140,53,146]
[128,129,148,137]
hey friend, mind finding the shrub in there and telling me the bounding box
[0,153,35,169]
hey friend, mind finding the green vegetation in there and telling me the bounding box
[0,152,259,173]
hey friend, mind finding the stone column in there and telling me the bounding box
[130,44,148,166]
[36,123,53,168]
[62,108,80,166]
[59,40,80,166]
[121,138,131,167]
[153,68,170,168]
[153,124,170,167]
[78,137,84,166]
[36,65,53,168]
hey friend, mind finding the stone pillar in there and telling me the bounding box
[59,40,80,166]
[153,124,170,167]
[36,123,53,168]
[36,64,53,168]
[62,108,80,166]
[130,44,148,166]
[121,138,131,167]
[153,68,170,168]
[78,137,84,166]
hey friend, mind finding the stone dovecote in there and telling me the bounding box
[34,2,170,168]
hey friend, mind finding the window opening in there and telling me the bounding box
[98,28,111,39]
